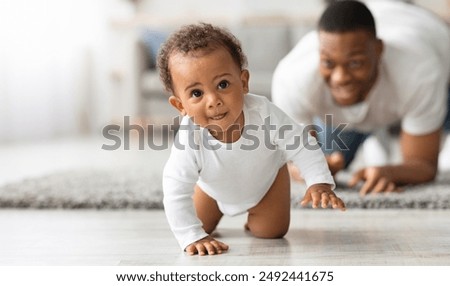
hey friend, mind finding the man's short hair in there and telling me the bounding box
[318,0,376,36]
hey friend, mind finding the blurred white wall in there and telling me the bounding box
[136,0,326,24]
[0,0,134,143]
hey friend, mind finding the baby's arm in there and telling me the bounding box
[163,128,211,252]
[300,183,346,210]
[265,101,345,210]
[185,235,229,256]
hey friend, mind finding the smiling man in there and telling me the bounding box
[272,0,450,195]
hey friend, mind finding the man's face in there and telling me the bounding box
[318,30,383,106]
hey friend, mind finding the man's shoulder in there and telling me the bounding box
[381,43,444,88]
[370,1,450,51]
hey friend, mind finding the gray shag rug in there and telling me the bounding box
[0,168,449,209]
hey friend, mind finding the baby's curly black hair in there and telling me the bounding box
[157,22,247,94]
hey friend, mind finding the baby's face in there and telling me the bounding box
[168,47,249,142]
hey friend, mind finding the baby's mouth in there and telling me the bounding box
[210,112,227,120]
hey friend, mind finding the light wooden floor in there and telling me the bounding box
[1,209,449,266]
[1,137,450,267]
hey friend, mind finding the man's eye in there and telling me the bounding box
[348,60,363,69]
[321,60,334,69]
[218,80,229,89]
[191,90,203,98]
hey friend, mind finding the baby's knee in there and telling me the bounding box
[202,218,221,234]
[248,223,289,239]
[203,225,217,235]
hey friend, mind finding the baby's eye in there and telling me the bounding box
[218,80,229,90]
[191,89,203,98]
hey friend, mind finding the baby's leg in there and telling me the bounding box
[193,185,223,234]
[246,164,291,238]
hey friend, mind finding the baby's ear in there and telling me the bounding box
[241,69,250,94]
[168,95,187,116]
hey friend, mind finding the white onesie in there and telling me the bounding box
[163,94,334,250]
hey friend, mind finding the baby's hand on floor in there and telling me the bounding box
[185,236,229,256]
[300,183,346,211]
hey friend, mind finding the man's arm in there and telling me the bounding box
[348,129,441,195]
[397,129,440,183]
